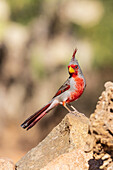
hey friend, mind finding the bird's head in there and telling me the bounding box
[68,49,82,76]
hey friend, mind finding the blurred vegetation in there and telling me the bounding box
[72,1,113,68]
[7,0,113,69]
[8,0,43,24]
[0,0,113,162]
[89,1,113,68]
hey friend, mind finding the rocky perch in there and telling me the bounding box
[1,81,113,169]
[85,81,113,169]
[16,112,91,170]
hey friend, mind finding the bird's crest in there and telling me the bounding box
[69,48,78,65]
[72,48,77,61]
[69,48,84,77]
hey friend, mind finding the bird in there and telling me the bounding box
[21,49,86,130]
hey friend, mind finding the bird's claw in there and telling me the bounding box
[70,111,85,117]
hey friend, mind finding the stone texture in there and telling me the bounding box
[0,157,15,170]
[16,113,89,170]
[85,81,113,169]
[16,81,113,169]
[41,149,92,170]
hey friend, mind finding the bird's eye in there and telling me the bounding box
[75,65,78,69]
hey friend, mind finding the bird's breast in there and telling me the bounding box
[66,76,85,103]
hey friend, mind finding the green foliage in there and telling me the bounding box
[8,0,43,24]
[7,0,113,68]
[30,51,45,79]
[71,1,113,68]
[90,1,113,68]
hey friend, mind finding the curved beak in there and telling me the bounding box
[69,66,75,73]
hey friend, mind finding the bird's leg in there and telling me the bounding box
[62,101,72,113]
[67,103,81,117]
[68,103,79,113]
[68,103,85,116]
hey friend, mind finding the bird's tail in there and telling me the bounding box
[21,102,52,130]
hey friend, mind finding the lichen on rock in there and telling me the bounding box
[85,81,113,169]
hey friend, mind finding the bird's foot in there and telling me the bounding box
[68,104,79,115]
[70,110,85,117]
[67,104,85,117]
[80,113,85,116]
[71,111,80,117]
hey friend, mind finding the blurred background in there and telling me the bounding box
[0,0,113,163]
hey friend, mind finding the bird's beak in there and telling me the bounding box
[69,66,75,73]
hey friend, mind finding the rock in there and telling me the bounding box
[16,113,90,170]
[0,157,15,170]
[41,149,92,170]
[85,81,113,169]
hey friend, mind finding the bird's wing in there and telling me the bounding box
[53,78,70,98]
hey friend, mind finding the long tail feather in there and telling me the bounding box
[21,103,51,130]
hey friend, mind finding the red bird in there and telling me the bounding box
[21,49,86,130]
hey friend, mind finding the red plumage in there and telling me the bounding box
[21,49,86,130]
[21,103,51,130]
[72,48,77,60]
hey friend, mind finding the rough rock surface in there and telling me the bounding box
[16,113,90,170]
[85,81,113,169]
[15,81,113,170]
[0,157,15,170]
[41,149,92,170]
